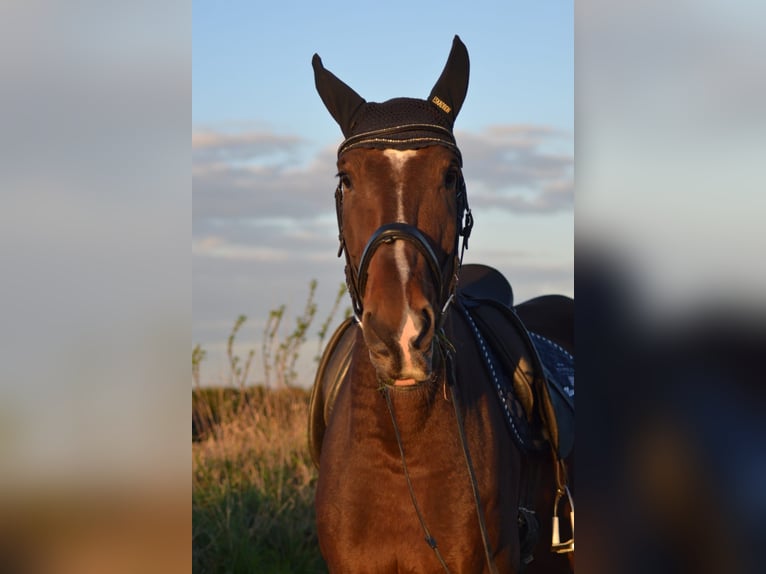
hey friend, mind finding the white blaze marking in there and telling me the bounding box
[383,149,420,375]
[398,311,419,369]
[383,149,417,224]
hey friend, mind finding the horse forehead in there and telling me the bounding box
[382,149,419,174]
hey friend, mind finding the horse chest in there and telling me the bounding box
[316,379,519,573]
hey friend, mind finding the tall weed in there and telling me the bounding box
[192,280,347,572]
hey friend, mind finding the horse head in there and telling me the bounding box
[313,36,472,385]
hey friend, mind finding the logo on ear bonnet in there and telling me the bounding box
[431,96,452,115]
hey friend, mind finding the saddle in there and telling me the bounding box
[458,271,575,461]
[308,263,574,468]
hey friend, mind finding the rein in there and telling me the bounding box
[382,385,451,572]
[381,333,499,574]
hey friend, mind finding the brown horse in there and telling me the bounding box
[310,36,574,573]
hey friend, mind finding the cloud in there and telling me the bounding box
[192,218,340,264]
[193,160,334,221]
[192,124,573,266]
[470,179,574,214]
[192,129,307,164]
[193,127,337,223]
[457,125,573,214]
[192,237,288,262]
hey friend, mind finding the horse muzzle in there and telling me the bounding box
[362,307,436,384]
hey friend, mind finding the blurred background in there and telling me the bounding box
[577,1,765,572]
[0,0,764,572]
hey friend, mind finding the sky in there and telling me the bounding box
[193,1,574,386]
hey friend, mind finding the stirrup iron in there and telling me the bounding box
[551,484,574,553]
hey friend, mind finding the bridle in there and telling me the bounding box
[334,183,472,325]
[333,135,474,325]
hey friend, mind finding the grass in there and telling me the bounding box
[192,281,347,573]
[192,386,327,573]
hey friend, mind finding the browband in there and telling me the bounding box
[338,123,462,166]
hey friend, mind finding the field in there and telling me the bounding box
[192,282,346,572]
[192,385,327,573]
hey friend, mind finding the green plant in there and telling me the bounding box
[193,279,349,391]
[192,386,327,572]
[263,281,316,387]
[261,280,348,388]
[228,314,256,390]
[192,344,207,388]
[191,280,350,570]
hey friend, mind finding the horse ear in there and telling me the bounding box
[312,54,366,137]
[428,35,470,123]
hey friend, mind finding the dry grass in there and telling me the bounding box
[192,283,348,572]
[192,386,326,573]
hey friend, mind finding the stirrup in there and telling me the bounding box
[551,484,574,553]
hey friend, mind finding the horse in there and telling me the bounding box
[309,36,574,573]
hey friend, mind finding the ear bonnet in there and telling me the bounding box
[312,35,469,164]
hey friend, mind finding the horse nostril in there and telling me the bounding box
[363,312,394,357]
[412,306,434,351]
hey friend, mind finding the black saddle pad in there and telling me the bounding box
[460,293,575,460]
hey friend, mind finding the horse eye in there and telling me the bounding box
[444,169,459,190]
[337,173,352,192]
